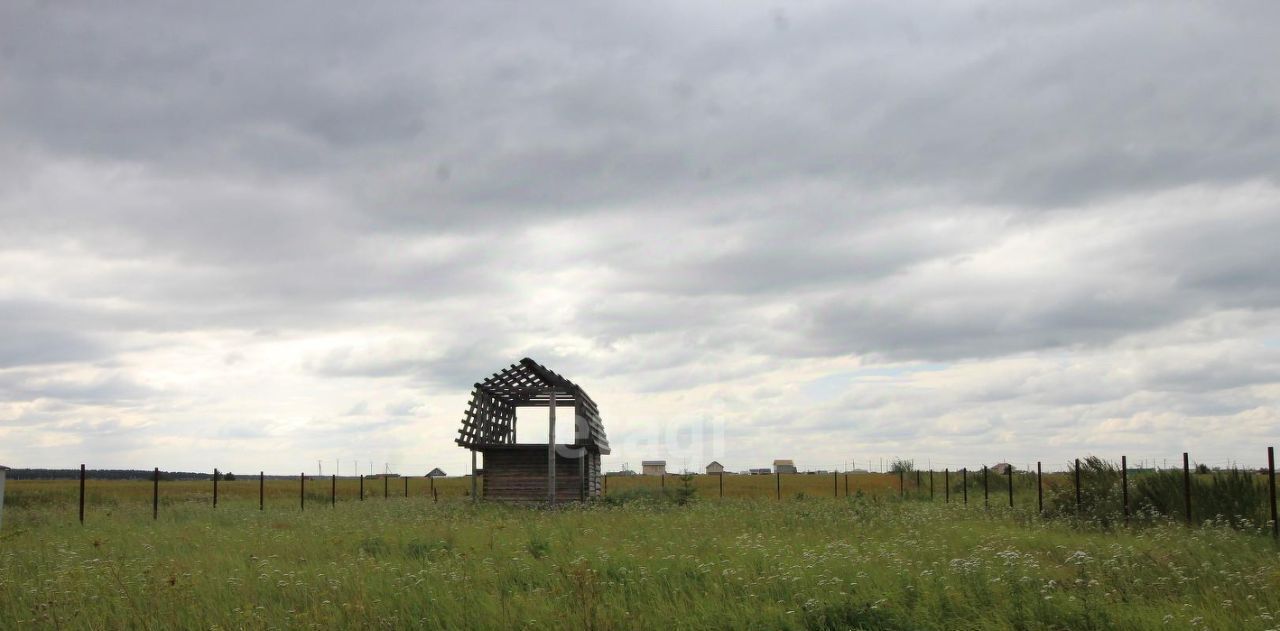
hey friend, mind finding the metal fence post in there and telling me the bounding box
[1036,462,1042,515]
[152,468,159,520]
[0,465,7,531]
[1007,466,1013,508]
[962,468,968,505]
[983,465,989,508]
[79,464,86,524]
[213,467,218,509]
[944,468,950,503]
[360,474,364,501]
[259,471,264,511]
[1268,446,1277,539]
[1183,452,1191,526]
[300,473,305,511]
[1074,458,1081,517]
[332,474,337,507]
[930,470,934,500]
[1121,455,1129,525]
[775,471,780,500]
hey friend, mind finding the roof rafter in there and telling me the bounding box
[455,358,610,454]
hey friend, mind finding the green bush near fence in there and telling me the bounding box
[1031,456,1273,529]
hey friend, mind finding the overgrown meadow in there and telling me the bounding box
[3,474,1280,630]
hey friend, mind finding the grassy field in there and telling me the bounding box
[3,478,1280,629]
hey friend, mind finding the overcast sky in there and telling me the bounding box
[2,1,1278,476]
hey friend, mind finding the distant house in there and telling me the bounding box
[426,468,447,477]
[705,461,725,475]
[773,459,797,474]
[642,461,667,476]
[992,463,1013,475]
[749,468,772,475]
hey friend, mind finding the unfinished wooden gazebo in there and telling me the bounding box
[455,358,609,503]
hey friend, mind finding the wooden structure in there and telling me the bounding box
[642,461,666,476]
[705,461,725,475]
[456,358,609,503]
[773,459,797,474]
[426,467,447,478]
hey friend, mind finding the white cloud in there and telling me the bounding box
[2,1,1279,474]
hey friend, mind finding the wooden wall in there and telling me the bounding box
[480,447,601,502]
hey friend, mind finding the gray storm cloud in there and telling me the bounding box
[1,0,1277,473]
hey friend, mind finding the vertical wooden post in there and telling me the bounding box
[359,474,364,501]
[944,469,950,503]
[962,468,968,505]
[79,464,86,524]
[300,473,305,511]
[603,473,608,496]
[833,471,838,498]
[213,468,218,509]
[1268,447,1277,539]
[899,469,904,499]
[719,471,724,498]
[1036,462,1043,515]
[930,470,934,500]
[548,389,556,506]
[383,474,388,499]
[915,469,921,491]
[1074,458,1081,517]
[844,473,849,497]
[579,453,586,503]
[775,471,780,500]
[152,467,159,520]
[332,474,337,507]
[404,476,408,498]
[471,451,478,502]
[983,465,989,508]
[1183,452,1192,526]
[259,471,264,511]
[661,473,666,490]
[1121,456,1129,525]
[1007,465,1013,508]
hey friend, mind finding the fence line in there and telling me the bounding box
[6,448,1275,541]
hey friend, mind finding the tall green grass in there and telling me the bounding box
[3,487,1279,629]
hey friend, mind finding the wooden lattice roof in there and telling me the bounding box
[455,358,610,454]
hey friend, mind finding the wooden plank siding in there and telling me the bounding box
[481,447,600,502]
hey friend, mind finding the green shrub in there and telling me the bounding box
[675,473,698,505]
[1045,456,1123,526]
[1132,468,1266,526]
